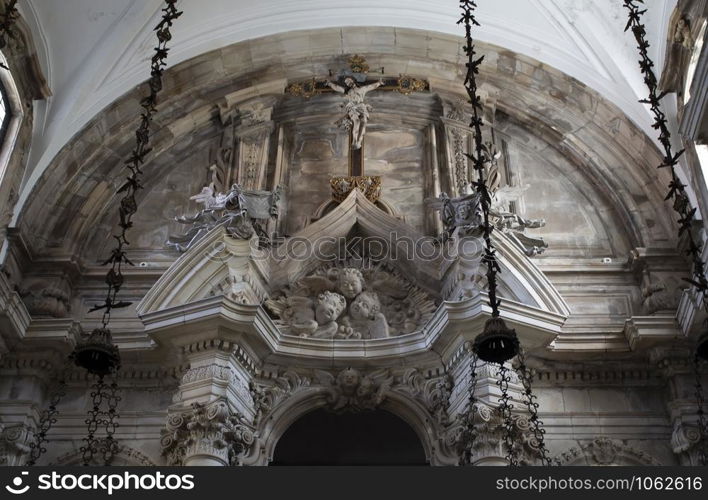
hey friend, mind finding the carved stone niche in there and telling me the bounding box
[265,262,436,340]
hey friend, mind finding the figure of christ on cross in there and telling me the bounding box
[326,76,385,153]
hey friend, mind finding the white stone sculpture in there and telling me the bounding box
[167,183,281,252]
[266,263,436,339]
[315,368,392,412]
[326,77,384,149]
[432,141,547,256]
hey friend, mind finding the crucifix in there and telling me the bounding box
[285,55,428,201]
[326,76,384,176]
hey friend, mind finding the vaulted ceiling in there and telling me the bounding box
[14,0,676,220]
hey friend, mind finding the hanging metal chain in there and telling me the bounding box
[694,355,707,466]
[516,348,554,465]
[496,363,518,466]
[89,0,183,326]
[81,375,107,466]
[461,351,480,465]
[623,0,707,293]
[101,379,122,465]
[26,366,70,466]
[458,0,502,317]
[624,0,708,462]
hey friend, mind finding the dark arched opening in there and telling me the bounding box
[271,409,428,465]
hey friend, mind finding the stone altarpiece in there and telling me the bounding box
[0,38,702,467]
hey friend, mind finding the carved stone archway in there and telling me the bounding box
[243,384,457,466]
[271,408,427,465]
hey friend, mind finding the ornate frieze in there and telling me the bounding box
[161,399,254,466]
[265,264,436,339]
[557,437,661,466]
[180,364,254,409]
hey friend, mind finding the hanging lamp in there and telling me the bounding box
[458,0,552,466]
[26,0,183,466]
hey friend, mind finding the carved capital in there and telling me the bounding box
[671,419,706,466]
[161,399,255,466]
[0,425,32,466]
[444,404,544,465]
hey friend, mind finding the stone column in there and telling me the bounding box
[650,345,705,465]
[161,338,257,466]
[162,399,254,467]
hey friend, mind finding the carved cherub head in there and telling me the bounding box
[349,291,381,321]
[337,268,365,299]
[315,291,346,324]
[337,367,360,392]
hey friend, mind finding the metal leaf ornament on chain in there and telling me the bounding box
[623,0,707,294]
[517,348,554,465]
[90,0,183,326]
[496,363,518,466]
[458,1,519,364]
[460,351,479,465]
[623,0,708,465]
[80,376,122,466]
[24,0,182,466]
[458,1,552,466]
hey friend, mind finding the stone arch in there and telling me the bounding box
[15,29,674,259]
[244,387,455,466]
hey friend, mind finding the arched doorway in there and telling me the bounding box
[271,409,428,465]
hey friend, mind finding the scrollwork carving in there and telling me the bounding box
[160,399,254,466]
[444,404,545,465]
